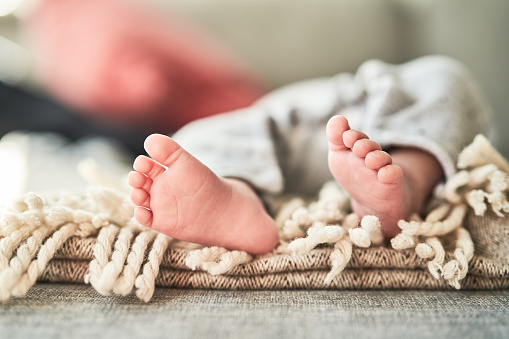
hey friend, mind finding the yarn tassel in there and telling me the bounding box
[442,227,474,289]
[112,229,157,295]
[135,233,172,302]
[85,224,120,289]
[11,223,78,297]
[415,237,445,279]
[324,237,352,285]
[93,226,135,296]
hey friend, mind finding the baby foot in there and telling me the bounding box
[326,115,412,240]
[129,134,278,254]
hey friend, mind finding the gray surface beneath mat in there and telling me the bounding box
[1,283,508,339]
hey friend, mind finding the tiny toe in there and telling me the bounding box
[134,207,153,228]
[133,155,166,180]
[343,129,369,149]
[128,171,152,191]
[352,139,382,158]
[377,164,403,184]
[365,150,392,170]
[130,187,150,208]
[144,133,185,167]
[326,115,350,150]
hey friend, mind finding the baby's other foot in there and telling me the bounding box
[326,115,411,240]
[129,134,278,254]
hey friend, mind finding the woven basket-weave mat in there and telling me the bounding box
[39,210,509,290]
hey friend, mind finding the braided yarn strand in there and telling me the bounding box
[112,229,158,296]
[442,227,474,289]
[12,222,78,297]
[93,226,135,296]
[324,237,352,284]
[0,222,62,297]
[185,246,253,276]
[135,233,172,302]
[415,237,445,279]
[84,224,119,287]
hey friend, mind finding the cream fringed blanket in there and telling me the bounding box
[1,135,509,302]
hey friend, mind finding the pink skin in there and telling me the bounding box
[25,0,265,130]
[326,115,444,240]
[129,115,444,253]
[129,134,279,255]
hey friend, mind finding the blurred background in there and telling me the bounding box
[0,0,508,202]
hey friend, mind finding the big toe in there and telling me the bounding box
[144,134,184,167]
[133,155,166,179]
[326,115,350,150]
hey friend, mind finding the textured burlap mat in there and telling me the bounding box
[41,217,509,290]
[1,135,509,302]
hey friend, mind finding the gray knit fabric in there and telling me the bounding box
[1,284,508,339]
[173,55,491,197]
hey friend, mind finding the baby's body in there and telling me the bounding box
[128,56,491,254]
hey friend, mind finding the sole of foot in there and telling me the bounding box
[326,115,411,240]
[129,133,279,254]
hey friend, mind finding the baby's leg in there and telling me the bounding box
[128,134,279,254]
[327,115,444,240]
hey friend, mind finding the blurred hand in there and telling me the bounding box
[24,0,265,132]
